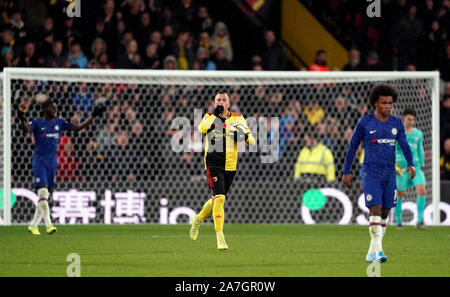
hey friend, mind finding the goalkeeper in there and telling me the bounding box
[189,90,255,250]
[394,108,427,230]
[16,100,105,235]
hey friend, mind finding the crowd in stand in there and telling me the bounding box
[3,0,450,181]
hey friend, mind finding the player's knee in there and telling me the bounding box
[212,194,226,206]
[417,185,426,196]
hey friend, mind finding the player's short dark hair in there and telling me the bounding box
[41,100,54,110]
[369,84,399,107]
[216,89,229,96]
[41,100,54,113]
[403,108,416,117]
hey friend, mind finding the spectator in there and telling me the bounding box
[40,17,56,41]
[67,38,88,68]
[116,39,142,69]
[309,49,329,71]
[1,29,17,53]
[0,46,18,70]
[91,38,108,61]
[261,30,287,70]
[195,46,216,70]
[440,41,450,81]
[56,135,80,181]
[167,30,195,70]
[120,0,145,34]
[317,120,335,152]
[142,43,160,69]
[274,115,298,160]
[421,20,447,70]
[405,63,417,71]
[161,24,176,55]
[150,30,163,48]
[366,51,383,71]
[214,47,233,70]
[173,0,198,32]
[334,95,358,128]
[88,51,113,69]
[441,94,450,144]
[440,138,450,180]
[37,31,54,61]
[46,40,70,68]
[17,41,41,67]
[96,119,118,154]
[198,31,212,56]
[106,130,137,181]
[163,54,178,69]
[303,100,324,125]
[343,48,366,71]
[9,9,28,48]
[72,82,93,120]
[194,6,214,35]
[392,4,424,70]
[441,138,450,180]
[294,129,336,182]
[211,21,233,62]
[135,11,155,51]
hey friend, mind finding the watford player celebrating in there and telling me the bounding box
[189,90,255,250]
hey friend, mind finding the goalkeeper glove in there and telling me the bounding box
[395,163,404,176]
[232,126,248,143]
[213,105,224,117]
[92,104,106,118]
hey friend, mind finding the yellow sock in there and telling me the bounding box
[198,197,213,222]
[212,195,225,233]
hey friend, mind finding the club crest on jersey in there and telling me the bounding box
[211,129,224,141]
[391,128,397,135]
[366,194,372,201]
[55,125,59,131]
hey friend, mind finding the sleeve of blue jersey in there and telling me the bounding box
[30,119,37,133]
[396,117,414,167]
[60,118,73,131]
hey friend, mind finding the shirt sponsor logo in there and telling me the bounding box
[41,133,59,139]
[374,138,396,146]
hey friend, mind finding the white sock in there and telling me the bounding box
[37,188,52,228]
[381,218,387,239]
[38,200,52,228]
[29,206,41,227]
[369,216,382,253]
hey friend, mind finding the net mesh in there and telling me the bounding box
[3,71,435,225]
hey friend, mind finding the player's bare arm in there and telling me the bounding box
[16,107,32,133]
[406,165,416,179]
[71,105,106,132]
[342,174,352,188]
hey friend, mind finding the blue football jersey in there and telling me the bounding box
[30,118,73,163]
[343,113,414,178]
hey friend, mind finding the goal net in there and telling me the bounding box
[1,68,442,225]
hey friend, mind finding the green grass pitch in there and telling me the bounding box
[1,224,449,277]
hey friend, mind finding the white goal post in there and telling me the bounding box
[1,68,441,225]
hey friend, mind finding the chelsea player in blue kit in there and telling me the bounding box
[342,84,416,263]
[16,100,105,235]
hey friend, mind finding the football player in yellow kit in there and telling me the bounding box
[190,90,255,250]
